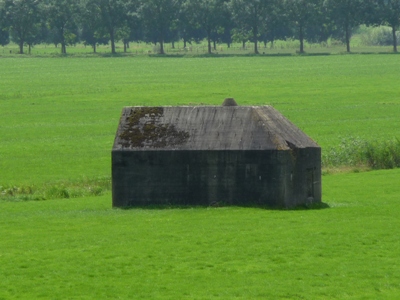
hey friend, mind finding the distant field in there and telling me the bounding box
[1,54,399,187]
[1,169,400,299]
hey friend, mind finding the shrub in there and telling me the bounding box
[322,137,367,167]
[365,138,400,169]
[323,137,400,170]
[359,25,396,46]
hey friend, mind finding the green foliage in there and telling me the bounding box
[181,0,226,54]
[44,0,81,54]
[138,0,181,54]
[3,0,41,53]
[228,0,273,53]
[0,27,9,46]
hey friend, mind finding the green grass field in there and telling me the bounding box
[1,169,400,299]
[1,54,400,298]
[1,54,399,186]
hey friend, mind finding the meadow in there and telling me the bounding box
[1,53,400,298]
[1,54,400,186]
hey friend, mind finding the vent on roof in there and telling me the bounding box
[222,98,238,106]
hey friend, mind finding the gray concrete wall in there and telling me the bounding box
[112,149,321,208]
[282,147,322,207]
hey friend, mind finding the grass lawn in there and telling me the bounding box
[1,54,399,298]
[1,169,400,299]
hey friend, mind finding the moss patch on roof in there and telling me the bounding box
[119,107,189,148]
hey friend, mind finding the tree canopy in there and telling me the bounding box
[0,0,398,54]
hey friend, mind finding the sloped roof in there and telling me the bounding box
[112,105,319,151]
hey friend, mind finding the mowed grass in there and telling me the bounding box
[1,169,400,299]
[1,54,400,186]
[1,55,400,299]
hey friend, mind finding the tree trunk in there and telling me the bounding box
[19,40,24,54]
[61,42,66,54]
[207,30,212,54]
[171,41,175,49]
[159,39,165,54]
[124,42,127,53]
[242,40,246,49]
[110,29,116,54]
[93,43,97,53]
[345,25,351,53]
[253,27,259,54]
[183,39,187,48]
[299,25,304,53]
[392,25,397,53]
[28,44,31,54]
[158,27,165,54]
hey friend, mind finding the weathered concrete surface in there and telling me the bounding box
[113,106,319,151]
[112,105,321,208]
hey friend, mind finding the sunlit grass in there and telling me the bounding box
[1,54,399,187]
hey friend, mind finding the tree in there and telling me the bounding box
[80,0,108,53]
[3,0,41,54]
[88,0,129,54]
[183,0,226,54]
[260,0,291,48]
[284,0,323,53]
[324,0,367,53]
[376,0,400,52]
[138,0,181,54]
[44,0,80,54]
[176,2,201,48]
[25,21,48,53]
[229,0,273,54]
[122,0,142,52]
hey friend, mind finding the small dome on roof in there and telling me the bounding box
[222,98,238,106]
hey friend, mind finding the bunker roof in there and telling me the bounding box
[113,104,319,151]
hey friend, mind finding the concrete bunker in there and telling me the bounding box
[112,100,321,208]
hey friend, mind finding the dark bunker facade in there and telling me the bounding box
[112,103,321,208]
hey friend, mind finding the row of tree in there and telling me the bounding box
[0,0,399,55]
